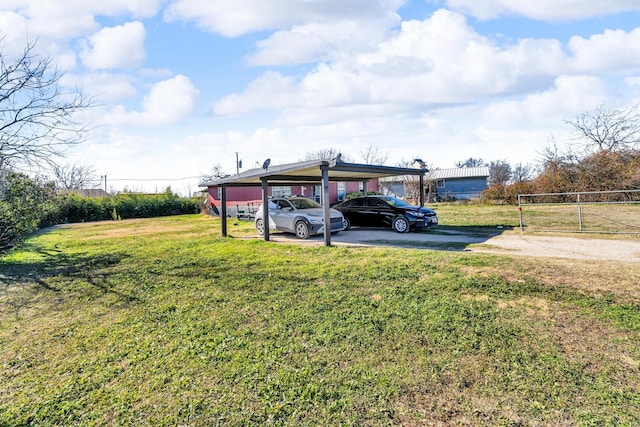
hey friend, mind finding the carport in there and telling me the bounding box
[207,158,427,246]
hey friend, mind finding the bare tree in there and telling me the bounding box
[566,104,640,154]
[0,38,90,173]
[200,164,228,183]
[359,144,389,165]
[456,157,486,168]
[511,162,533,183]
[52,162,98,189]
[394,158,424,204]
[301,148,354,162]
[489,160,512,186]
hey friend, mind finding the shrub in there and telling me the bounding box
[0,172,56,253]
[344,191,379,200]
[40,190,200,226]
[482,182,537,204]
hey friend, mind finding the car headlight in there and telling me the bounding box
[309,218,323,224]
[411,212,425,218]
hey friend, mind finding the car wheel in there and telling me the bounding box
[295,221,310,239]
[343,216,351,230]
[255,218,265,236]
[392,216,410,233]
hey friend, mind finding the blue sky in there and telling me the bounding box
[2,1,640,194]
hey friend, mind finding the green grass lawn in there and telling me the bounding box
[1,214,639,426]
[430,202,521,228]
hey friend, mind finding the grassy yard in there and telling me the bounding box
[429,202,521,229]
[1,214,639,426]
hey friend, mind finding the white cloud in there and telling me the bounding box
[246,17,398,66]
[481,75,613,130]
[626,76,640,87]
[106,75,199,126]
[568,28,640,74]
[459,75,614,163]
[80,21,146,70]
[164,0,403,37]
[0,11,29,57]
[216,10,569,116]
[69,72,138,103]
[0,0,161,39]
[446,0,640,21]
[214,72,299,116]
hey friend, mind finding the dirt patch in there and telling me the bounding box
[475,233,640,262]
[269,228,640,263]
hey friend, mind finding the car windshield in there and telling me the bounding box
[379,196,411,207]
[289,198,321,209]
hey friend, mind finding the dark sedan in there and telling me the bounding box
[333,195,438,233]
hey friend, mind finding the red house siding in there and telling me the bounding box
[207,179,378,207]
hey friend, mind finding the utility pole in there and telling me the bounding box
[235,152,242,175]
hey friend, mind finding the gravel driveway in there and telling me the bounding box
[268,228,640,262]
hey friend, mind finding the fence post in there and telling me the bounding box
[518,194,524,231]
[577,193,583,232]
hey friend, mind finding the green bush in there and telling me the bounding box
[0,184,202,254]
[0,172,56,253]
[40,190,200,226]
[344,191,379,200]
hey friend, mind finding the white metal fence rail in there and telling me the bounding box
[517,190,640,233]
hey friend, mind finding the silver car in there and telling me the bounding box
[255,197,346,239]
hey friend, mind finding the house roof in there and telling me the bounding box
[201,159,426,188]
[425,167,489,180]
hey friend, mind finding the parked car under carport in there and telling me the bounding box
[255,196,346,239]
[333,195,438,233]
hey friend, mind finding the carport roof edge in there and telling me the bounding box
[201,159,426,187]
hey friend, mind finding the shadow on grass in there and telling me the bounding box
[0,242,138,304]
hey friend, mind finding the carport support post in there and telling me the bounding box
[220,186,228,237]
[321,165,331,246]
[362,179,367,195]
[261,178,270,241]
[419,174,425,207]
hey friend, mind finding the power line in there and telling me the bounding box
[107,176,202,182]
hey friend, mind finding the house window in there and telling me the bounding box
[436,179,445,188]
[217,187,222,199]
[272,186,292,197]
[337,182,346,201]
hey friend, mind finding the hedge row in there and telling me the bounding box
[40,191,202,226]
[1,171,202,254]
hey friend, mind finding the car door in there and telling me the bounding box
[271,199,295,231]
[344,198,365,226]
[366,197,395,227]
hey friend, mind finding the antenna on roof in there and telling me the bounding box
[262,158,271,171]
[413,158,427,170]
[329,153,342,167]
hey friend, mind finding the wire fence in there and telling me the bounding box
[517,190,640,234]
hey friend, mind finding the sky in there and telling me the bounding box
[2,1,640,195]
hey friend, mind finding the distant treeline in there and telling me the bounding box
[482,149,640,204]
